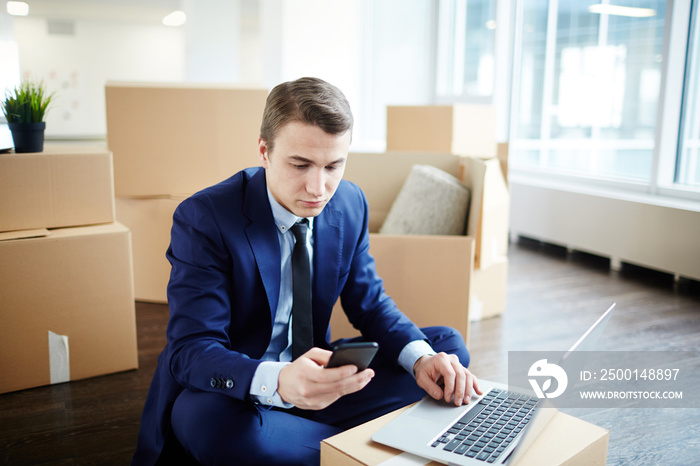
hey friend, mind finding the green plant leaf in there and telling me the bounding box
[1,81,55,123]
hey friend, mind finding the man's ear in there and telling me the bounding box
[258,138,270,168]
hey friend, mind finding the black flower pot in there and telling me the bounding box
[8,121,46,153]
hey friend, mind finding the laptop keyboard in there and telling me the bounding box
[429,388,539,463]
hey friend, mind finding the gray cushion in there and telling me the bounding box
[379,164,470,235]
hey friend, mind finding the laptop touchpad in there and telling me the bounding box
[407,396,474,424]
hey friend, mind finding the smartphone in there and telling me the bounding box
[326,342,379,371]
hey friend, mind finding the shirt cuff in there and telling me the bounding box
[250,361,294,408]
[398,340,436,378]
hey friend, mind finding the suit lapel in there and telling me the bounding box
[243,169,281,319]
[313,199,343,321]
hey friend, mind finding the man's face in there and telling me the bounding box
[258,121,351,218]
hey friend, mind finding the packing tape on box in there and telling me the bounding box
[48,330,70,384]
[378,452,430,465]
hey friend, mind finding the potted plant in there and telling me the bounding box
[1,81,54,153]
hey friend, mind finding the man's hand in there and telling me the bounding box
[278,347,375,410]
[413,352,482,406]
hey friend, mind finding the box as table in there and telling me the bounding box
[0,222,138,394]
[105,82,268,197]
[0,146,115,232]
[321,404,609,466]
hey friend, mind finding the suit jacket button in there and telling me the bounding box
[210,378,217,388]
[225,379,234,389]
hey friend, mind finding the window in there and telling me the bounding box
[435,0,497,102]
[678,0,700,188]
[509,0,666,182]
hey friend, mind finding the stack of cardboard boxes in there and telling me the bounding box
[0,145,138,394]
[386,104,511,322]
[105,86,510,344]
[105,83,269,303]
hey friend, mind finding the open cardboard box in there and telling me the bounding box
[330,151,510,341]
[0,145,115,232]
[105,82,268,197]
[0,222,138,394]
[321,403,609,466]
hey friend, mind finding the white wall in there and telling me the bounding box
[183,0,241,83]
[259,0,434,151]
[510,175,700,281]
[260,0,365,147]
[13,16,185,138]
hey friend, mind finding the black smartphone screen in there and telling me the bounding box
[326,342,379,371]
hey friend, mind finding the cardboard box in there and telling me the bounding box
[115,196,183,302]
[343,152,509,271]
[105,82,268,197]
[0,222,138,394]
[331,151,511,340]
[330,234,474,342]
[386,105,497,158]
[321,404,609,466]
[470,256,508,321]
[0,146,115,232]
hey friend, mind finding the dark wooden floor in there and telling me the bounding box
[1,239,698,465]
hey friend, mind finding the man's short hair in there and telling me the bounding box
[260,77,353,152]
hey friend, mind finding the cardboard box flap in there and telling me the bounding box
[0,228,50,241]
[461,156,510,269]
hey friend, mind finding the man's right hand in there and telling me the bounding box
[278,347,375,410]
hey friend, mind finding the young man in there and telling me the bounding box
[132,77,480,465]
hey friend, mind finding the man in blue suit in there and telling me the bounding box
[133,77,480,465]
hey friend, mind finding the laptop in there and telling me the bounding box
[372,303,616,465]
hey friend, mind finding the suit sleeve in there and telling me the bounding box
[338,186,428,362]
[164,196,261,401]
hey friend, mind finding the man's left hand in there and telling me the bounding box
[413,352,482,406]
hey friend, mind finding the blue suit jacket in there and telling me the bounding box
[132,167,427,464]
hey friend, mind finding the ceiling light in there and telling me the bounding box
[6,1,29,16]
[588,4,656,17]
[162,10,186,27]
[485,20,497,30]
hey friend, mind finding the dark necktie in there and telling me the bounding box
[291,219,313,360]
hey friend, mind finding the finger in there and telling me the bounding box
[451,363,467,406]
[471,372,483,396]
[441,363,457,404]
[303,347,333,366]
[321,368,375,400]
[462,370,474,404]
[418,373,444,401]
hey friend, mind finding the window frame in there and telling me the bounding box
[497,0,700,203]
